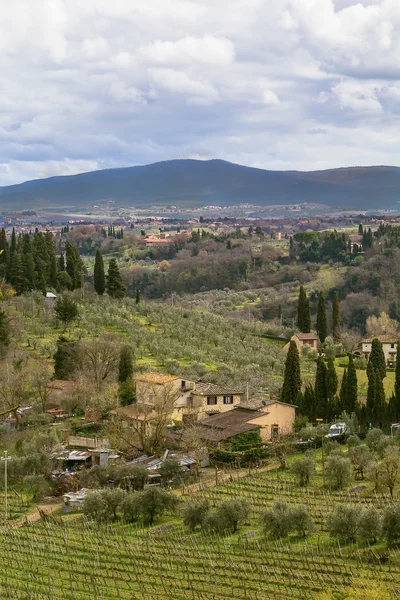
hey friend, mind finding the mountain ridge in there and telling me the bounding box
[0,159,399,211]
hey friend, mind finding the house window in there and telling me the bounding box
[391,344,395,349]
[207,396,217,406]
[223,396,233,404]
[181,380,186,389]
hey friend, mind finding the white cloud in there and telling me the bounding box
[0,0,400,185]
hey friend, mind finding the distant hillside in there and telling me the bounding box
[0,159,399,211]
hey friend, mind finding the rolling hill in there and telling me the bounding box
[0,159,399,211]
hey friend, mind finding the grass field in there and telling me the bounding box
[0,454,399,599]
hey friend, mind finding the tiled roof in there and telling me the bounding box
[294,333,319,340]
[197,407,263,442]
[136,373,180,384]
[362,336,399,344]
[192,382,243,396]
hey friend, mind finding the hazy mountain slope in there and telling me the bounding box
[0,159,398,210]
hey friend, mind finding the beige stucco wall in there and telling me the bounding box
[248,403,295,441]
[171,393,242,422]
[362,342,397,363]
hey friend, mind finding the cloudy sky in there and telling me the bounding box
[1,0,399,185]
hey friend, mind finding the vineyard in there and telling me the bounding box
[0,467,399,599]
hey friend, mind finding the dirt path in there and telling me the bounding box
[9,501,63,528]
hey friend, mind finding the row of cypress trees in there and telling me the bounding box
[297,286,340,343]
[282,337,400,426]
[0,228,83,294]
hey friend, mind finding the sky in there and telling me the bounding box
[1,0,400,185]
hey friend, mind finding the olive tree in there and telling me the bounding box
[290,453,315,486]
[327,505,360,543]
[183,499,210,531]
[325,454,352,490]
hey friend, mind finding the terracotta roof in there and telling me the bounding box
[197,407,262,442]
[294,333,319,340]
[362,336,399,344]
[192,383,243,396]
[135,373,180,384]
[240,398,297,409]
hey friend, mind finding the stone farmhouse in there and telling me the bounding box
[135,373,244,424]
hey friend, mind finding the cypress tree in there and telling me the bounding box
[53,336,79,380]
[281,341,301,405]
[118,345,134,383]
[58,254,65,272]
[366,361,376,425]
[0,308,10,349]
[392,342,400,421]
[297,286,311,333]
[370,338,386,380]
[50,254,58,289]
[326,357,338,400]
[315,357,328,420]
[338,369,348,413]
[316,292,327,343]
[107,259,126,299]
[332,292,341,342]
[346,354,358,414]
[136,287,141,304]
[66,241,83,290]
[94,249,106,296]
[374,374,386,427]
[302,384,317,421]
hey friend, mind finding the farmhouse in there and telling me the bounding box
[197,399,296,444]
[135,373,244,423]
[283,333,319,353]
[360,336,399,364]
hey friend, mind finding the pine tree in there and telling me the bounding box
[332,292,341,342]
[107,259,126,299]
[370,338,386,380]
[94,249,106,296]
[281,341,301,405]
[136,288,140,304]
[315,357,328,420]
[297,286,311,333]
[346,354,358,414]
[316,292,327,343]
